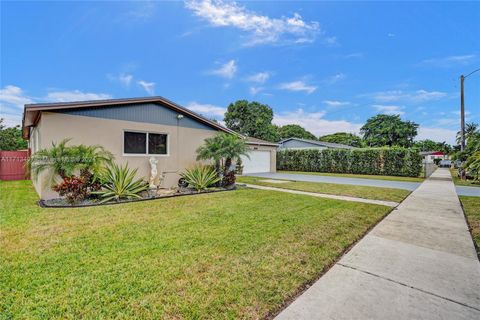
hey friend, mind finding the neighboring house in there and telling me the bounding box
[22,96,277,199]
[278,137,354,150]
[419,151,448,163]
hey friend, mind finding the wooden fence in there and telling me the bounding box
[0,150,30,181]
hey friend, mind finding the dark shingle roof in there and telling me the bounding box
[279,137,354,149]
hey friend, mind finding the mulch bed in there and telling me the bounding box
[39,186,236,208]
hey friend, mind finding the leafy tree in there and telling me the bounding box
[456,122,479,145]
[319,132,364,147]
[413,139,451,153]
[0,118,28,150]
[360,114,418,147]
[224,100,279,142]
[277,124,317,141]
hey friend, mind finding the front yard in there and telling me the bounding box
[450,168,480,187]
[0,180,391,319]
[460,196,480,255]
[237,176,410,202]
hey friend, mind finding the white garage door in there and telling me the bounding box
[241,150,271,174]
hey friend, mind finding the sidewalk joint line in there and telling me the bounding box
[337,263,480,312]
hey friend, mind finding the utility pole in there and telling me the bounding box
[460,74,465,151]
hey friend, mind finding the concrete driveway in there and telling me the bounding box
[246,172,480,197]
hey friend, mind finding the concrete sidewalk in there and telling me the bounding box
[246,172,480,197]
[243,183,399,207]
[276,168,480,319]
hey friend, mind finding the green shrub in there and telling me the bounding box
[180,165,221,191]
[93,163,148,203]
[277,147,422,177]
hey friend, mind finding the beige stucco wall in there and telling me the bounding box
[32,112,220,199]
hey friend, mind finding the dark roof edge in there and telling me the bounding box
[278,137,354,149]
[22,96,238,137]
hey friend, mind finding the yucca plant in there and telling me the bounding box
[93,163,148,203]
[180,165,221,191]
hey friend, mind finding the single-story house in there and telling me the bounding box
[278,137,354,150]
[419,151,448,163]
[22,96,277,199]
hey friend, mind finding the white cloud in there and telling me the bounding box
[387,33,395,37]
[323,100,350,107]
[0,85,33,108]
[0,85,114,126]
[185,0,321,46]
[246,72,270,84]
[273,108,362,137]
[422,54,476,66]
[126,0,157,20]
[108,73,134,87]
[342,52,363,59]
[0,85,33,127]
[368,89,447,103]
[249,87,264,95]
[326,73,345,84]
[137,80,156,95]
[325,36,338,46]
[46,90,112,102]
[279,81,317,94]
[186,101,226,118]
[417,127,457,145]
[210,60,237,79]
[118,74,133,86]
[372,104,404,115]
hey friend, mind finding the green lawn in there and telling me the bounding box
[450,168,480,187]
[280,170,424,183]
[237,176,410,203]
[460,196,480,255]
[0,180,391,319]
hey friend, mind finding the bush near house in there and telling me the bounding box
[277,147,422,177]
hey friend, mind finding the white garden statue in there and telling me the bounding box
[149,157,158,189]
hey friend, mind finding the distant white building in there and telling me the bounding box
[419,151,448,163]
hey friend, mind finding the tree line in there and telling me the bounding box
[223,100,453,151]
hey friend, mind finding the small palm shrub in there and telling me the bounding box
[180,165,221,191]
[27,138,113,186]
[93,163,148,203]
[196,133,249,186]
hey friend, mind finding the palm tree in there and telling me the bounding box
[74,144,114,180]
[27,138,113,186]
[196,133,250,174]
[27,138,76,183]
[456,122,479,145]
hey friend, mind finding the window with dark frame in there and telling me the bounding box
[124,131,168,155]
[148,133,167,155]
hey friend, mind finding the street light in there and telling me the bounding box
[460,67,480,151]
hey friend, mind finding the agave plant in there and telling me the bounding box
[180,165,221,191]
[93,163,148,203]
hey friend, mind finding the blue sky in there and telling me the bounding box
[1,0,479,144]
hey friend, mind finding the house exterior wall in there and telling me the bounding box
[279,139,327,150]
[32,112,218,200]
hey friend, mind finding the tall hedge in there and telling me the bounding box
[277,148,422,177]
